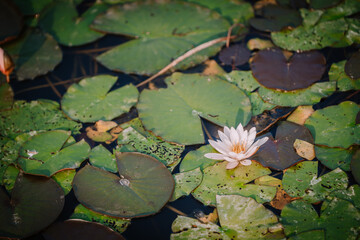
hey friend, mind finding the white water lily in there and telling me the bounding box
[204,123,268,169]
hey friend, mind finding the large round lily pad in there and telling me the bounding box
[93,1,230,75]
[137,73,251,145]
[252,121,314,170]
[282,161,348,203]
[0,100,81,139]
[0,174,64,239]
[281,198,360,239]
[304,101,360,148]
[18,130,90,177]
[3,28,62,81]
[0,0,23,44]
[72,152,175,218]
[38,1,106,46]
[61,75,139,123]
[251,48,326,91]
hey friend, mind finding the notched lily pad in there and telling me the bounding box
[18,130,90,177]
[251,48,326,91]
[61,75,139,123]
[180,145,220,172]
[170,167,202,201]
[282,161,348,203]
[73,152,175,218]
[219,44,251,66]
[0,173,64,239]
[252,121,314,170]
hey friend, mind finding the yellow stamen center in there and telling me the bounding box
[232,143,245,153]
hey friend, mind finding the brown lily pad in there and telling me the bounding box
[251,48,326,91]
[345,51,360,80]
[252,121,314,170]
[219,44,251,66]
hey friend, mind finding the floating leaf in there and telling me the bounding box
[253,121,314,170]
[247,38,274,50]
[71,204,130,233]
[73,152,174,218]
[315,145,354,171]
[89,144,117,173]
[18,130,90,177]
[219,44,251,66]
[192,161,275,206]
[138,73,251,145]
[294,139,315,160]
[61,75,139,123]
[3,28,62,80]
[217,195,284,239]
[93,1,230,75]
[282,161,348,203]
[304,101,360,148]
[0,174,64,239]
[319,0,360,21]
[309,0,342,9]
[52,169,76,195]
[281,198,360,239]
[86,121,117,142]
[38,1,106,46]
[117,118,184,169]
[329,60,360,91]
[0,100,81,139]
[0,82,13,110]
[248,92,276,115]
[351,150,360,184]
[251,48,326,91]
[345,51,360,80]
[323,185,360,211]
[249,5,302,32]
[1,165,19,193]
[288,230,325,240]
[12,0,52,15]
[287,105,314,125]
[179,145,219,172]
[170,167,202,202]
[42,219,126,240]
[0,0,23,44]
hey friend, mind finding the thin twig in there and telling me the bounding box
[73,46,114,54]
[136,35,237,87]
[15,77,85,94]
[166,205,187,216]
[45,76,62,98]
[226,23,245,47]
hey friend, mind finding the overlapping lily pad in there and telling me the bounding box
[61,75,139,123]
[0,174,64,239]
[52,169,76,195]
[251,49,326,91]
[18,130,90,177]
[38,1,106,46]
[0,100,81,139]
[71,204,131,233]
[281,198,360,239]
[171,167,202,201]
[315,145,355,171]
[89,144,117,173]
[138,73,251,145]
[192,161,275,206]
[252,121,314,170]
[72,152,175,218]
[322,185,360,211]
[0,83,13,110]
[329,60,360,91]
[93,1,230,75]
[3,28,62,80]
[308,0,342,9]
[345,51,360,80]
[304,101,360,148]
[282,161,348,203]
[219,44,251,66]
[179,145,219,172]
[0,0,23,44]
[117,118,185,169]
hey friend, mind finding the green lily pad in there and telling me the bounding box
[329,60,360,91]
[315,145,355,171]
[12,0,52,15]
[249,5,302,32]
[184,0,253,24]
[89,144,117,173]
[217,195,284,239]
[282,161,348,203]
[252,121,314,170]
[0,0,23,44]
[249,92,276,115]
[179,145,219,172]
[138,73,251,145]
[351,150,360,184]
[0,174,64,239]
[3,28,62,81]
[322,185,360,211]
[117,118,185,169]
[309,0,342,9]
[52,169,76,195]
[70,204,130,233]
[0,100,81,139]
[281,198,360,239]
[170,167,202,202]
[72,152,175,218]
[38,1,106,46]
[18,130,90,177]
[304,101,360,148]
[93,1,230,75]
[319,0,360,21]
[42,219,126,240]
[61,75,139,123]
[288,230,325,240]
[1,165,19,193]
[0,82,13,110]
[192,161,275,206]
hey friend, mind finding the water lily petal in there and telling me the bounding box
[204,153,226,160]
[253,136,269,148]
[240,159,252,166]
[224,156,237,162]
[208,140,228,155]
[243,145,259,158]
[218,131,232,148]
[235,153,246,160]
[226,161,239,169]
[230,127,239,144]
[223,126,231,138]
[236,123,244,135]
[240,130,248,149]
[245,127,257,150]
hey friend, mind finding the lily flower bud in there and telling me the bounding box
[0,47,14,82]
